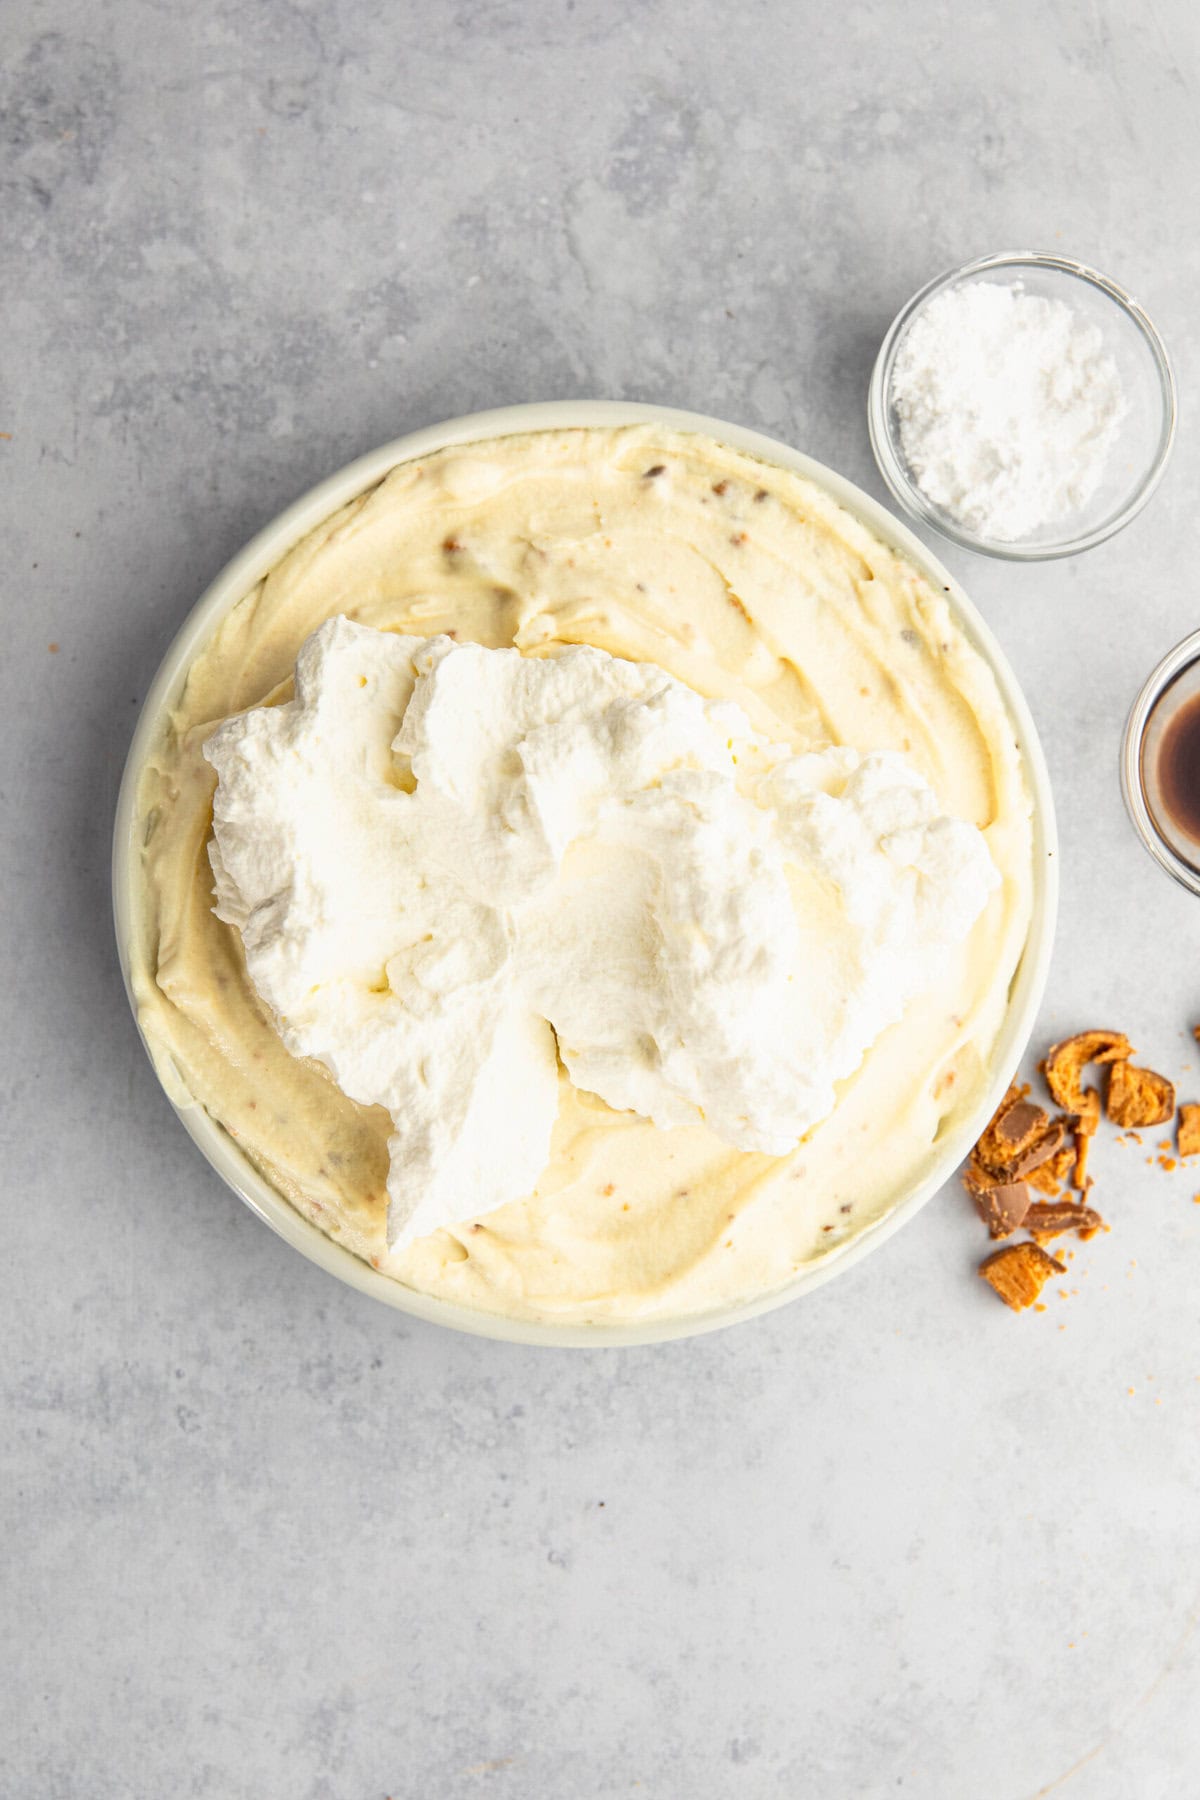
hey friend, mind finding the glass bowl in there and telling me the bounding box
[1121,626,1200,899]
[868,251,1177,561]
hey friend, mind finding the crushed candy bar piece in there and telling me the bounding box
[1026,1144,1075,1196]
[996,1099,1047,1146]
[1107,1059,1175,1129]
[1074,1089,1101,1136]
[975,1082,1024,1144]
[979,1241,1066,1311]
[1009,1117,1066,1177]
[964,1173,1031,1238]
[961,1153,1004,1192]
[1073,1131,1092,1190]
[976,1097,1048,1168]
[1179,1104,1200,1160]
[1026,1200,1104,1241]
[1044,1030,1133,1112]
[972,1090,1063,1181]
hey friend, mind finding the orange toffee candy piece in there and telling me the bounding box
[1073,1130,1092,1190]
[1044,1031,1133,1112]
[1178,1104,1200,1160]
[1074,1089,1101,1137]
[1026,1145,1075,1196]
[1107,1059,1176,1129]
[979,1241,1066,1311]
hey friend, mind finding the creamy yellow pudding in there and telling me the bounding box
[130,425,1033,1324]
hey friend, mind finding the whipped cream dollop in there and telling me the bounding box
[204,617,998,1249]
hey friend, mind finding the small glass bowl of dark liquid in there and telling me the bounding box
[1123,627,1200,896]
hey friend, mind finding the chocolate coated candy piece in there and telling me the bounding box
[964,1171,1030,1238]
[1009,1117,1066,1176]
[975,1088,1041,1168]
[993,1100,1047,1153]
[1025,1200,1104,1240]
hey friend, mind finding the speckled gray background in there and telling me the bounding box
[4,2,1200,1796]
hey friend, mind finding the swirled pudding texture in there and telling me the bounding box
[131,426,1034,1325]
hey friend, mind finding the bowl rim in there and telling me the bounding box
[867,249,1178,562]
[112,398,1059,1347]
[1120,625,1200,898]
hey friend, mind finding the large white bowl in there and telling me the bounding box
[113,401,1058,1346]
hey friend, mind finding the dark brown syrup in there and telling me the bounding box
[1152,688,1200,844]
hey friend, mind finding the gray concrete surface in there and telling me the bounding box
[4,2,1200,1795]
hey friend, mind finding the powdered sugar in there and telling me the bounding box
[890,280,1127,542]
